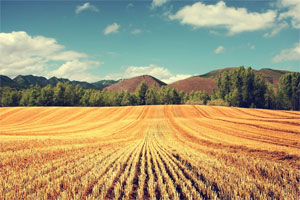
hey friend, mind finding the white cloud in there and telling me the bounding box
[131,29,142,35]
[104,23,120,35]
[48,51,87,61]
[106,52,118,56]
[0,31,101,82]
[127,3,134,9]
[272,42,300,62]
[278,0,300,28]
[169,1,276,35]
[248,43,256,50]
[209,30,221,36]
[105,64,191,84]
[76,2,99,14]
[264,21,289,38]
[214,46,224,54]
[48,60,102,82]
[152,0,169,8]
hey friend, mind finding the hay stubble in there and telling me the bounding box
[0,105,299,199]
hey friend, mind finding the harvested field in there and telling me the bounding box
[0,105,299,199]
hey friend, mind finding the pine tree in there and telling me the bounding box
[136,81,148,105]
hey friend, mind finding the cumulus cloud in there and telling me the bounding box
[152,0,169,8]
[278,0,300,28]
[169,1,276,35]
[48,60,102,81]
[105,64,191,84]
[264,21,289,38]
[0,31,101,82]
[131,29,142,35]
[104,23,120,35]
[76,2,99,14]
[272,43,300,62]
[214,46,224,54]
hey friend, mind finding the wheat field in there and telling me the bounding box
[0,105,299,199]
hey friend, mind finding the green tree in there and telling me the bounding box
[1,89,20,106]
[80,89,92,106]
[121,91,133,106]
[278,72,300,110]
[253,74,266,108]
[217,66,266,108]
[264,84,275,109]
[89,91,103,106]
[53,82,64,106]
[136,81,148,105]
[145,89,158,105]
[63,82,75,106]
[38,84,54,106]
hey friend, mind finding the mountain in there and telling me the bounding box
[0,67,292,93]
[0,75,118,90]
[200,67,289,84]
[104,75,166,92]
[255,68,288,84]
[0,75,23,88]
[92,80,119,90]
[14,75,49,88]
[168,77,217,94]
[169,67,291,94]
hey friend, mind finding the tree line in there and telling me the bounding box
[1,67,299,110]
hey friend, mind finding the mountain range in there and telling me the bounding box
[0,75,118,90]
[0,67,291,93]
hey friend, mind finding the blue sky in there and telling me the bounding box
[0,0,299,83]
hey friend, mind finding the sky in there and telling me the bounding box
[0,0,299,83]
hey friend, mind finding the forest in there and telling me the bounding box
[1,67,299,110]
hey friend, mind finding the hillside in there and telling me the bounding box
[170,67,291,93]
[168,76,217,94]
[0,67,292,93]
[200,67,289,84]
[104,75,166,92]
[0,75,23,88]
[0,75,118,90]
[14,75,49,88]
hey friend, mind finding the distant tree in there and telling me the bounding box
[63,82,75,106]
[1,89,20,106]
[53,82,64,106]
[252,74,267,108]
[159,86,170,104]
[217,66,266,108]
[169,87,181,104]
[38,84,54,106]
[264,84,276,109]
[178,90,185,104]
[28,85,42,106]
[89,91,103,106]
[74,85,84,106]
[145,89,158,105]
[121,91,133,106]
[189,90,210,105]
[241,67,255,107]
[217,71,231,100]
[80,89,92,106]
[136,81,148,105]
[278,72,300,110]
[19,90,30,106]
[115,91,125,106]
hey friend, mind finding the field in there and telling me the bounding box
[0,105,299,199]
